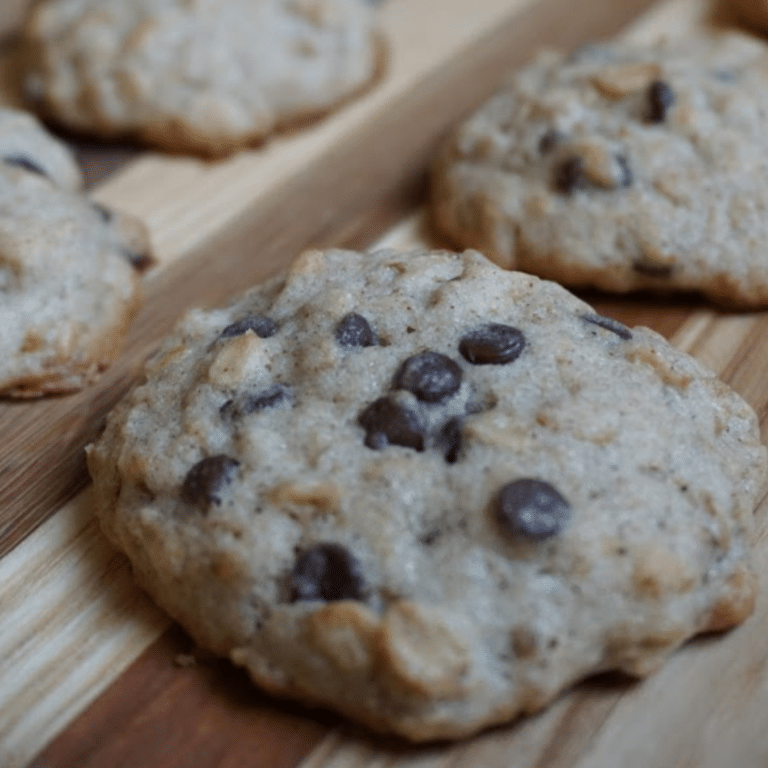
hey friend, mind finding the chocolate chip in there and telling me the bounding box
[438,417,463,464]
[538,128,560,154]
[121,247,155,273]
[616,155,633,187]
[220,315,277,340]
[3,154,48,178]
[92,202,114,222]
[358,396,425,451]
[459,323,526,365]
[647,80,674,123]
[393,351,462,403]
[579,312,632,340]
[496,478,572,539]
[181,455,239,508]
[220,384,291,419]
[553,155,585,194]
[290,542,366,602]
[336,312,378,348]
[632,260,674,278]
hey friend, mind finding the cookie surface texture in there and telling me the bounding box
[0,160,151,397]
[431,32,768,307]
[87,247,766,740]
[22,0,383,156]
[0,106,82,191]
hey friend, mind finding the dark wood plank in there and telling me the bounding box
[0,0,661,560]
[68,140,141,190]
[28,626,338,768]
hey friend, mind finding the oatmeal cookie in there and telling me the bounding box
[88,247,765,739]
[431,32,768,307]
[21,0,384,157]
[0,160,152,396]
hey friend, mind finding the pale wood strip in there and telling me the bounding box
[90,0,539,266]
[0,490,169,768]
[298,685,627,768]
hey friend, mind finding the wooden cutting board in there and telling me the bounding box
[3,1,768,766]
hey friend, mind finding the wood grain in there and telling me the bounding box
[29,626,339,768]
[3,0,768,766]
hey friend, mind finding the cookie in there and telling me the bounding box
[431,32,768,307]
[0,106,82,191]
[21,0,384,157]
[0,160,153,397]
[86,246,766,740]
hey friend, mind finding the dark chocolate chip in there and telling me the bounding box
[579,312,632,340]
[496,478,572,539]
[647,80,674,123]
[632,259,674,278]
[121,247,155,273]
[616,155,633,188]
[438,417,463,464]
[393,351,462,403]
[459,323,526,365]
[92,202,114,222]
[538,128,560,154]
[335,312,378,348]
[220,315,277,340]
[358,396,425,451]
[553,155,585,194]
[220,384,292,419]
[181,455,239,508]
[290,542,366,602]
[3,154,48,179]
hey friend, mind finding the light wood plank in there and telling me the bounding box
[0,491,168,768]
[92,0,540,265]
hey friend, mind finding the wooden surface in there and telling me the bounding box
[3,0,768,767]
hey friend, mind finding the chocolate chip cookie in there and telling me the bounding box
[0,158,152,397]
[431,32,768,307]
[21,0,384,157]
[87,247,766,740]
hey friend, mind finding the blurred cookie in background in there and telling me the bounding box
[0,110,153,396]
[21,0,386,157]
[431,32,768,307]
